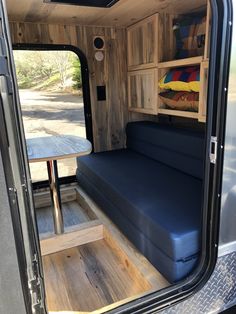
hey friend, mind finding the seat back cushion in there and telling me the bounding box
[126,121,205,179]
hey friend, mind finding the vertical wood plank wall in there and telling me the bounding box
[9,22,131,152]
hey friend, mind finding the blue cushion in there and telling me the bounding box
[77,149,202,262]
[76,122,205,283]
[126,122,205,179]
[76,167,198,283]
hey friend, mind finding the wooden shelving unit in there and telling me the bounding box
[127,0,211,121]
[157,57,209,121]
[199,60,209,122]
[158,108,199,119]
[128,68,158,115]
[127,14,159,114]
[158,56,203,69]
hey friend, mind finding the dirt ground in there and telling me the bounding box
[19,89,86,182]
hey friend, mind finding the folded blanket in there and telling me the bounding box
[159,91,199,112]
[174,14,206,59]
[159,66,200,92]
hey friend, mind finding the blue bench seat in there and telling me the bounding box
[76,122,205,283]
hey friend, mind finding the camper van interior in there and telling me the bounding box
[5,0,212,312]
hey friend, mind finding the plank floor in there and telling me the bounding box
[36,201,94,235]
[43,239,151,313]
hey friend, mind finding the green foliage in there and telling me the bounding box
[34,72,61,91]
[72,56,82,90]
[14,51,53,89]
[13,50,82,92]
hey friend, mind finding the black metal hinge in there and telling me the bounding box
[0,55,7,74]
[28,254,46,314]
[0,55,13,94]
[0,35,13,94]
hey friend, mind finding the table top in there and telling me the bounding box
[27,135,92,163]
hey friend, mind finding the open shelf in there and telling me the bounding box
[158,108,199,119]
[157,59,209,121]
[158,56,203,69]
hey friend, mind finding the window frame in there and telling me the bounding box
[13,43,93,189]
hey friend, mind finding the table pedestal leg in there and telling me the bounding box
[47,160,64,235]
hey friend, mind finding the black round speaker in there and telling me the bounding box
[94,37,105,50]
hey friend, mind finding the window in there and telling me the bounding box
[14,49,87,182]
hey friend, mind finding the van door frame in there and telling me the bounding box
[13,43,94,189]
[0,1,47,312]
[0,0,233,313]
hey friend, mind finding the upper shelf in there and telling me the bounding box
[158,56,204,69]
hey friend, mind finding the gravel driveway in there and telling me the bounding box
[19,89,86,182]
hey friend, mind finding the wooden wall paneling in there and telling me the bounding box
[88,26,109,152]
[9,22,129,152]
[106,28,129,150]
[204,0,211,60]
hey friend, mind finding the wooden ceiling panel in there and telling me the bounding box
[6,0,207,27]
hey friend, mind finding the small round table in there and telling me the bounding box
[27,135,92,235]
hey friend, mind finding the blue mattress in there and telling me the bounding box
[76,166,199,282]
[76,122,205,283]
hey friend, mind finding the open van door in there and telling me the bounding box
[1,0,235,312]
[0,1,46,313]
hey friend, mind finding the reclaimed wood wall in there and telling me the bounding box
[9,22,129,152]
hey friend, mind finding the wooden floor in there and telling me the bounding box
[36,201,93,235]
[35,186,169,313]
[36,188,97,236]
[43,239,151,313]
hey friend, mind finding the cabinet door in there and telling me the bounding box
[128,69,158,114]
[127,14,158,71]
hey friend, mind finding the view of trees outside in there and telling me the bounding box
[14,50,86,182]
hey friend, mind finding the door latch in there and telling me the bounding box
[210,136,218,164]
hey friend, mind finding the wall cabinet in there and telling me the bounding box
[128,69,158,114]
[127,14,158,71]
[127,0,211,122]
